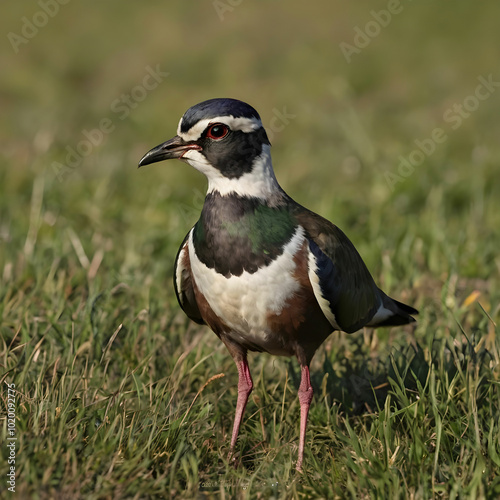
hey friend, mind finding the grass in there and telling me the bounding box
[1,1,500,498]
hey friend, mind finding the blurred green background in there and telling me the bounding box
[2,1,499,284]
[1,1,500,498]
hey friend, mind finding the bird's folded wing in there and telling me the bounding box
[174,230,205,325]
[293,206,380,333]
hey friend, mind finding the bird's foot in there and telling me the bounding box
[228,448,240,468]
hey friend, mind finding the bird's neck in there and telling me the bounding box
[206,145,282,201]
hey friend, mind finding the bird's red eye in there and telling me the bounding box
[206,123,229,140]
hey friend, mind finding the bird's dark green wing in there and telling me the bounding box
[292,204,381,333]
[173,230,205,325]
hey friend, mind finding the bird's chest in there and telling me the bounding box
[188,225,308,354]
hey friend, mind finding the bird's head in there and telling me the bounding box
[139,98,280,199]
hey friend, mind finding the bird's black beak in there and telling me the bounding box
[138,135,201,167]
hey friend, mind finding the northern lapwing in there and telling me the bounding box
[139,98,418,471]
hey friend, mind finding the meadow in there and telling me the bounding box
[1,1,500,498]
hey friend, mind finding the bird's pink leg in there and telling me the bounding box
[230,358,253,453]
[296,364,313,472]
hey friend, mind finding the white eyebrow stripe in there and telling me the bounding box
[177,115,262,142]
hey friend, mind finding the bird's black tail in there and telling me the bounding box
[369,292,418,328]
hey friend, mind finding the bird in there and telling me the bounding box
[138,98,418,471]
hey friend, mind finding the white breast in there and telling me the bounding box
[188,226,306,350]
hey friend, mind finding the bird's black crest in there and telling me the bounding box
[180,98,262,133]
